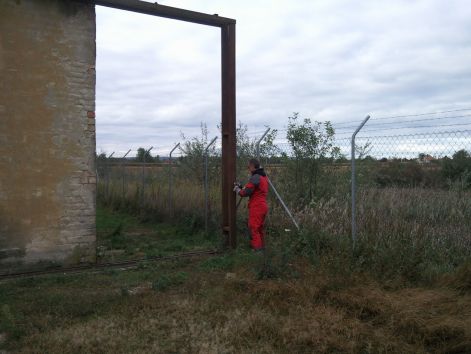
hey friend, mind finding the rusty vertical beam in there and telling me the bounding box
[221,23,237,249]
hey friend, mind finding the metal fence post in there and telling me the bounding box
[106,151,115,198]
[351,115,370,248]
[168,143,180,214]
[204,136,218,234]
[268,179,300,230]
[141,146,153,207]
[121,149,131,200]
[256,128,271,161]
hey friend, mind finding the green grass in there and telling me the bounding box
[1,212,470,353]
[100,169,471,283]
[2,196,469,352]
[0,250,469,353]
[96,206,218,262]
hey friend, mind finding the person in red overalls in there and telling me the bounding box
[233,159,269,251]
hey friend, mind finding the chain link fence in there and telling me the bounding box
[253,127,471,260]
[96,124,471,264]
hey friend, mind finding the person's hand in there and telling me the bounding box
[233,183,242,194]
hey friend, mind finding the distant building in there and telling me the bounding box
[417,154,435,164]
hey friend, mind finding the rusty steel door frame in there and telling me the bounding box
[81,0,237,248]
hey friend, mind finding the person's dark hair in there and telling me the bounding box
[248,158,260,169]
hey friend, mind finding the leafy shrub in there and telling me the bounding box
[280,113,341,204]
[373,161,435,187]
[442,149,471,189]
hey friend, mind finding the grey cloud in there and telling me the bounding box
[96,0,471,153]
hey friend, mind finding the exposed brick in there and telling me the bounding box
[0,0,96,265]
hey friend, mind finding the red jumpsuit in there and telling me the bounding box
[238,168,269,250]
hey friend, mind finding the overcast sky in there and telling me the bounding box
[96,0,471,156]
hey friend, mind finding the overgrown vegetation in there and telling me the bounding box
[1,248,470,353]
[3,169,471,353]
[96,113,471,284]
[96,207,218,263]
[442,149,471,189]
[4,113,465,351]
[284,112,340,202]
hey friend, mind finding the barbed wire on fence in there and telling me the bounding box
[97,129,471,166]
[245,108,471,141]
[95,106,471,196]
[271,130,471,160]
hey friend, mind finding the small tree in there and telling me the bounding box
[136,147,154,163]
[96,152,107,162]
[235,122,278,180]
[95,152,108,179]
[180,123,218,184]
[356,141,372,160]
[285,112,340,203]
[442,149,471,188]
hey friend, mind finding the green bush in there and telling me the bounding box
[442,150,471,189]
[373,161,442,188]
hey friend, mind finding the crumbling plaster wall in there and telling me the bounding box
[0,0,97,265]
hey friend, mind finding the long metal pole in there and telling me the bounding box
[142,146,153,207]
[351,115,370,248]
[256,127,271,160]
[121,149,131,200]
[168,143,180,214]
[204,137,218,234]
[268,178,300,231]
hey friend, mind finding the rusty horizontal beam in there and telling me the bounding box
[78,0,235,27]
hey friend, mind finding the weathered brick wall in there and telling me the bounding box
[0,0,96,265]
